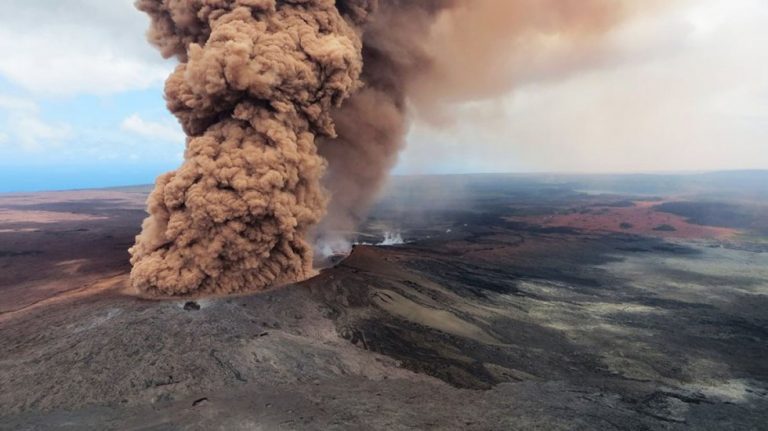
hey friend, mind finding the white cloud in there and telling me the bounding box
[0,94,38,112]
[121,114,185,144]
[0,0,172,96]
[15,116,72,151]
[0,94,73,152]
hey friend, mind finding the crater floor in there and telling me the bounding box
[2,174,768,430]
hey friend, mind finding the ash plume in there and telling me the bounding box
[131,0,637,295]
[130,0,365,295]
[315,0,635,249]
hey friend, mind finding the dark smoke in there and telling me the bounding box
[315,0,636,254]
[131,0,637,295]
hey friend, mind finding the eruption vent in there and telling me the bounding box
[132,0,637,295]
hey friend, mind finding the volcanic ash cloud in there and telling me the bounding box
[131,0,636,296]
[130,0,365,295]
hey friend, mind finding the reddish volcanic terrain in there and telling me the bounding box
[507,200,740,240]
[0,189,145,317]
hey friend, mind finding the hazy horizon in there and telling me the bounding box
[2,167,767,194]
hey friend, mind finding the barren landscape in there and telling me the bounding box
[1,173,768,430]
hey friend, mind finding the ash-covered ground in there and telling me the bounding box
[1,173,768,430]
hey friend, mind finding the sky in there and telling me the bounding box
[0,0,766,192]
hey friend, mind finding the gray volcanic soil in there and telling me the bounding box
[2,174,768,430]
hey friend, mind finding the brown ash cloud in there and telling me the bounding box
[131,0,638,295]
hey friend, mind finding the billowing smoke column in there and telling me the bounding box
[131,0,632,295]
[130,0,367,295]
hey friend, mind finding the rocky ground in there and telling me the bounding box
[1,174,768,430]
